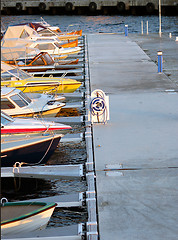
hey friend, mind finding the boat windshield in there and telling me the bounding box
[19,92,32,104]
[43,53,54,64]
[1,111,14,127]
[39,29,56,36]
[32,55,45,65]
[10,92,31,107]
[1,68,32,81]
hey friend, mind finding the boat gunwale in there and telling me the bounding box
[1,201,57,225]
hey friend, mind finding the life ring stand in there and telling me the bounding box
[39,2,46,12]
[89,2,97,12]
[16,2,23,12]
[65,2,73,12]
[117,2,125,12]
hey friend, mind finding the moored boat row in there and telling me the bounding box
[1,19,85,237]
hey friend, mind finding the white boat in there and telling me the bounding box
[1,45,40,60]
[1,87,65,118]
[2,35,81,58]
[1,110,72,135]
[2,24,80,43]
[31,18,83,37]
[28,39,81,56]
[1,201,57,236]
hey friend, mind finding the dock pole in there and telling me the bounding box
[157,51,163,73]
[141,21,143,35]
[125,25,128,37]
[159,0,162,37]
[146,21,149,35]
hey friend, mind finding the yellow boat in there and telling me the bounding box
[1,62,82,94]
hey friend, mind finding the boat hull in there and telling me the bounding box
[1,134,62,167]
[9,105,63,118]
[61,39,78,48]
[1,79,82,94]
[1,202,56,236]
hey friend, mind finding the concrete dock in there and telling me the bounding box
[87,33,178,239]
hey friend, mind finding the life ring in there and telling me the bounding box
[65,2,73,12]
[89,2,97,12]
[117,2,125,12]
[146,2,155,13]
[16,3,23,12]
[39,2,46,12]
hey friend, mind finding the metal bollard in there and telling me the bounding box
[141,21,143,35]
[157,51,163,73]
[125,25,128,37]
[146,21,149,35]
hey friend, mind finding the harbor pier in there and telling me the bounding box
[86,33,178,239]
[1,0,178,15]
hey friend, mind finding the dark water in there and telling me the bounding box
[2,15,178,35]
[1,137,87,227]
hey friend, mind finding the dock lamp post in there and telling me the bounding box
[159,0,162,37]
[125,25,128,36]
[157,51,163,73]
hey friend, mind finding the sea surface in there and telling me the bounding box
[2,14,178,35]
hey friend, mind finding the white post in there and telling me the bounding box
[141,21,143,35]
[159,0,162,37]
[146,21,149,35]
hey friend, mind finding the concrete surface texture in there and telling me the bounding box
[87,33,178,240]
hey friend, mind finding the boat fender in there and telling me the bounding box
[39,2,46,12]
[146,2,155,13]
[16,2,23,11]
[117,2,125,12]
[89,2,97,12]
[65,2,73,12]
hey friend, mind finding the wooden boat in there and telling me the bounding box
[1,201,57,236]
[1,126,66,167]
[1,132,63,167]
[1,87,66,118]
[1,110,72,135]
[1,110,71,167]
[1,62,82,94]
[2,45,79,66]
[3,51,80,72]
